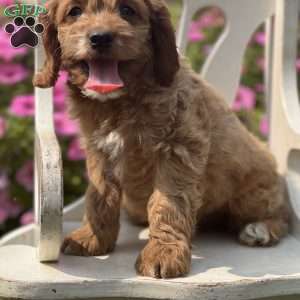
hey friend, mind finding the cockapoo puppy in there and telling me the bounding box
[34,0,289,279]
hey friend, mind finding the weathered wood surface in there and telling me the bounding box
[1,219,300,300]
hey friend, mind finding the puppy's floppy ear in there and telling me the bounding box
[147,0,179,87]
[33,0,61,88]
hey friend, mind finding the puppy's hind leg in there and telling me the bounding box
[230,176,289,247]
[239,219,288,246]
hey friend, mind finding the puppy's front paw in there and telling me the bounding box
[135,239,191,278]
[61,226,115,257]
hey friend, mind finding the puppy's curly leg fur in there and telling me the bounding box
[136,188,197,278]
[122,150,156,226]
[135,141,210,278]
[230,174,289,247]
[62,150,121,256]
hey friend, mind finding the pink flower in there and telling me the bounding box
[67,138,85,161]
[0,209,7,224]
[16,161,33,192]
[54,71,68,112]
[9,94,34,117]
[198,13,216,28]
[256,57,265,71]
[188,30,205,43]
[54,112,79,136]
[0,63,29,85]
[0,116,6,138]
[0,0,15,6]
[188,22,205,43]
[20,211,34,225]
[0,172,8,190]
[187,8,225,44]
[255,83,265,93]
[55,71,68,92]
[0,191,22,224]
[0,28,27,61]
[254,31,266,46]
[233,86,256,111]
[54,90,66,112]
[260,115,269,136]
[196,8,224,29]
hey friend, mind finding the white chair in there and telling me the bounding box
[1,0,300,299]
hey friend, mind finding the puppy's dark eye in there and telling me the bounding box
[119,4,136,18]
[68,7,82,17]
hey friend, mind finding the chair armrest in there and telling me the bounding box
[35,128,63,262]
[33,18,64,261]
[34,90,63,262]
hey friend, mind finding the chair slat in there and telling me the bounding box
[177,0,276,104]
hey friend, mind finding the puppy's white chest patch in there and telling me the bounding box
[96,131,124,161]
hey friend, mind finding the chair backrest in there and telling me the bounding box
[177,0,276,105]
[269,0,300,237]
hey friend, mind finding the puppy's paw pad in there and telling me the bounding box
[239,222,271,246]
[135,239,191,279]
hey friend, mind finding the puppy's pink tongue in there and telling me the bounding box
[84,59,124,94]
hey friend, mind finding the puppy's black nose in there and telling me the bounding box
[89,32,114,48]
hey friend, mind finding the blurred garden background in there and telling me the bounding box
[0,0,275,236]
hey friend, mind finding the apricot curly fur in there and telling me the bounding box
[34,0,289,278]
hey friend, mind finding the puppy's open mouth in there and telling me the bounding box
[83,59,124,94]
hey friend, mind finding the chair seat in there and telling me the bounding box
[1,218,300,300]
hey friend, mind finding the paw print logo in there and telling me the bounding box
[4,16,44,48]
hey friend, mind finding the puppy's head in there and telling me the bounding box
[33,0,179,101]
